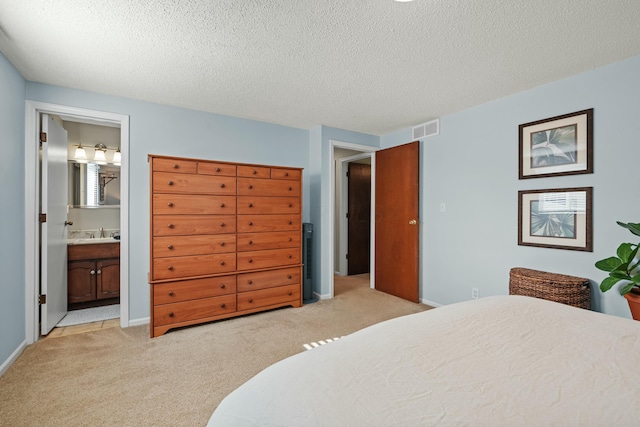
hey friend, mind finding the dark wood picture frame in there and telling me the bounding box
[518,187,593,252]
[519,109,593,179]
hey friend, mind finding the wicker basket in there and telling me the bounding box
[509,267,591,310]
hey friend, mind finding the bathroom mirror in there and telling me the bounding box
[68,161,121,207]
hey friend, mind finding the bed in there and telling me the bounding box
[208,295,640,426]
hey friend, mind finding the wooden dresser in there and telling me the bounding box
[148,155,303,337]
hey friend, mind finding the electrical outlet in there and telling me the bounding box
[472,288,479,299]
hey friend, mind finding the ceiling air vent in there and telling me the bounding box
[412,119,440,140]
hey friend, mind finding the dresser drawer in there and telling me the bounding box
[153,253,236,280]
[237,284,300,311]
[237,214,300,232]
[153,194,236,215]
[153,234,236,257]
[154,294,236,326]
[237,165,270,178]
[271,168,301,180]
[237,231,300,251]
[237,178,301,197]
[237,267,301,292]
[153,172,236,195]
[153,215,236,236]
[153,276,236,305]
[237,196,300,214]
[152,158,197,174]
[237,248,301,271]
[197,162,237,177]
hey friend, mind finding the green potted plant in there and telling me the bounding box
[595,221,640,320]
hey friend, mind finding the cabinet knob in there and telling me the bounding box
[249,203,253,208]
[168,180,174,186]
[288,221,293,225]
[248,280,253,285]
[289,203,293,208]
[90,270,96,275]
[249,222,253,226]
[249,240,253,245]
[288,291,293,296]
[167,202,174,207]
[220,203,225,208]
[220,242,225,247]
[248,259,253,263]
[216,167,221,172]
[288,255,292,259]
[173,164,179,169]
[221,303,226,308]
[220,261,225,266]
[168,224,174,229]
[97,269,102,274]
[288,238,292,242]
[285,172,289,177]
[168,291,174,296]
[220,183,226,188]
[288,187,292,191]
[169,312,175,317]
[249,185,253,189]
[220,223,226,227]
[168,266,174,271]
[287,275,292,279]
[220,284,226,289]
[248,299,253,303]
[252,170,257,175]
[167,245,174,250]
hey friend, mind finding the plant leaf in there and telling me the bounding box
[610,272,633,280]
[595,257,622,272]
[617,243,637,264]
[617,221,640,237]
[619,282,636,295]
[600,276,622,292]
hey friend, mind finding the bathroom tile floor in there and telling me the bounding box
[45,318,120,339]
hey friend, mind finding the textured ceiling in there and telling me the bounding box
[1,1,640,136]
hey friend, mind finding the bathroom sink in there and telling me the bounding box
[67,237,120,245]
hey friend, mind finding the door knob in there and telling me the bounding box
[409,219,417,225]
[64,221,73,226]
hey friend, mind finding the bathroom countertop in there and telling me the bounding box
[67,237,120,245]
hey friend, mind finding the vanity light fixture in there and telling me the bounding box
[112,147,122,164]
[74,143,87,160]
[93,143,107,163]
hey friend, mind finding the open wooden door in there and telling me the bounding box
[375,141,420,302]
[347,162,371,275]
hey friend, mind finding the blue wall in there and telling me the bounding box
[381,55,640,319]
[25,83,310,322]
[0,53,26,365]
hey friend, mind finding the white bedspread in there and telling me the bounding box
[208,295,640,426]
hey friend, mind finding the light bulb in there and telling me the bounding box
[75,144,86,160]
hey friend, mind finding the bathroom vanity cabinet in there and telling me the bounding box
[67,242,120,305]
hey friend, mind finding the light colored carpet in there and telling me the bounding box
[56,304,120,327]
[0,274,432,426]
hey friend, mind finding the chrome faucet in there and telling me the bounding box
[99,227,105,238]
[86,231,95,239]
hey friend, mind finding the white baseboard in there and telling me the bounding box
[421,298,442,308]
[127,317,150,327]
[0,340,27,377]
[317,292,332,300]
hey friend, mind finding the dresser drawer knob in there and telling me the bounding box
[220,203,225,208]
[168,291,174,296]
[220,223,226,227]
[288,291,293,296]
[249,203,253,208]
[173,164,179,169]
[220,183,226,188]
[248,259,253,263]
[288,187,293,191]
[288,254,293,259]
[287,275,292,279]
[249,222,254,226]
[168,266,174,271]
[216,167,221,172]
[169,312,175,317]
[168,224,174,228]
[248,280,253,285]
[285,172,289,177]
[220,284,226,289]
[220,242,225,247]
[167,202,174,207]
[288,238,292,242]
[252,170,257,175]
[288,221,293,225]
[248,299,254,303]
[168,245,174,250]
[221,303,226,308]
[249,240,253,245]
[289,203,293,208]
[220,261,226,266]
[249,185,254,189]
[168,180,174,186]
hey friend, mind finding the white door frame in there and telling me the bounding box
[24,101,130,344]
[336,152,373,276]
[329,140,377,298]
